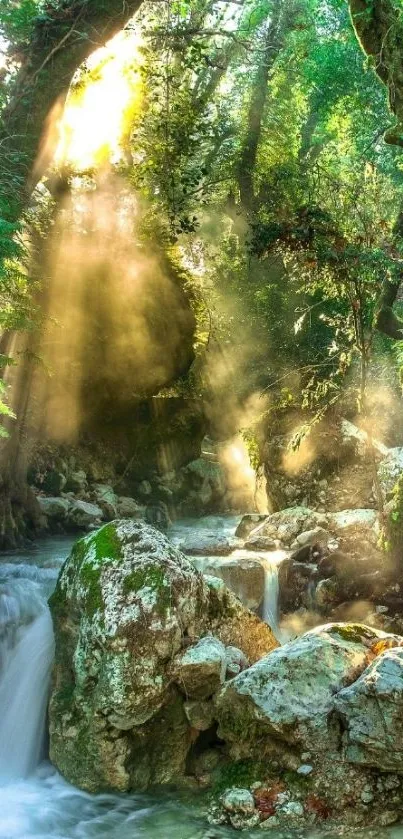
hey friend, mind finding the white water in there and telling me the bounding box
[0,525,400,839]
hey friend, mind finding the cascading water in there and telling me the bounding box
[0,580,54,783]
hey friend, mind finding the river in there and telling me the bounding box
[0,522,401,839]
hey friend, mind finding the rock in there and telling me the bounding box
[244,535,279,551]
[329,509,377,536]
[192,555,265,613]
[65,469,88,494]
[116,496,145,519]
[138,480,153,497]
[67,500,103,529]
[225,645,249,678]
[315,577,340,608]
[340,420,388,459]
[43,470,66,495]
[378,447,403,498]
[49,520,277,792]
[145,502,171,531]
[92,484,118,520]
[183,699,214,731]
[222,788,256,814]
[335,647,403,772]
[215,623,388,760]
[37,496,70,522]
[180,533,233,556]
[235,514,268,539]
[250,507,328,547]
[291,527,330,549]
[172,636,226,699]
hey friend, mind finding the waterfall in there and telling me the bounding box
[261,557,280,635]
[0,579,54,784]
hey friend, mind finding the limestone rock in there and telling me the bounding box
[67,500,103,529]
[215,624,388,760]
[192,555,266,613]
[172,636,226,698]
[335,647,403,772]
[49,520,277,793]
[37,496,70,522]
[117,496,145,519]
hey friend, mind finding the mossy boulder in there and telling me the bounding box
[49,520,277,793]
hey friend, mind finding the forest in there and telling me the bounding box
[3,0,403,837]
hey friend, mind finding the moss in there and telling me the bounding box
[330,623,374,644]
[123,563,172,615]
[213,759,269,795]
[93,523,122,562]
[80,562,104,618]
[385,472,403,560]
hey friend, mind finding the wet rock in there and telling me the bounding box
[49,520,277,793]
[315,577,340,609]
[37,496,70,522]
[192,555,265,613]
[244,535,279,551]
[218,788,260,829]
[250,507,328,548]
[180,533,233,556]
[235,514,268,540]
[335,647,403,772]
[215,624,387,760]
[67,500,103,529]
[145,502,171,531]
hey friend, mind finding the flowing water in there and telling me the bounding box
[0,523,400,839]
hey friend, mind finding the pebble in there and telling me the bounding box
[297,764,313,776]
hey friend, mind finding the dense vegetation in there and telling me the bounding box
[1,0,403,540]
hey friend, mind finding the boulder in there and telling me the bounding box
[117,496,145,518]
[65,469,88,494]
[378,447,403,498]
[37,496,70,522]
[335,647,403,772]
[67,500,103,529]
[192,555,265,613]
[249,507,328,548]
[235,514,268,540]
[329,509,377,537]
[215,624,389,760]
[172,636,226,698]
[179,533,234,556]
[49,520,277,793]
[42,470,66,495]
[244,535,279,551]
[291,527,330,550]
[92,484,118,520]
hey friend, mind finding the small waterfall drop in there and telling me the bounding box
[0,579,54,783]
[260,551,288,643]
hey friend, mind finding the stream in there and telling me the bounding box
[0,520,401,839]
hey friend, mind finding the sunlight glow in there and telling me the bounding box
[56,30,143,169]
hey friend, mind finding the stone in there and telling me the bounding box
[138,480,153,497]
[215,624,389,760]
[92,484,118,520]
[49,520,277,793]
[335,647,403,772]
[297,764,313,775]
[179,533,233,556]
[244,535,279,551]
[117,496,145,519]
[183,699,214,731]
[329,509,377,535]
[315,577,340,608]
[192,555,265,613]
[235,514,268,539]
[221,788,255,814]
[378,447,403,498]
[172,636,227,699]
[43,470,66,495]
[249,507,328,548]
[65,469,88,494]
[37,496,70,521]
[292,527,330,549]
[145,502,171,531]
[67,500,103,529]
[225,645,249,678]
